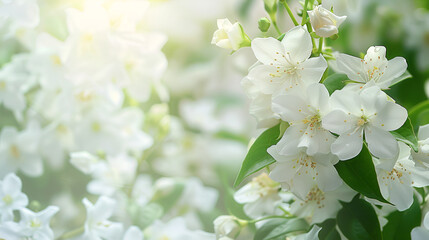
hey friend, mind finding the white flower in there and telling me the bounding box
[375,143,429,211]
[234,173,281,218]
[0,123,43,177]
[273,83,335,155]
[0,206,59,240]
[146,217,215,240]
[322,86,407,160]
[81,196,124,240]
[0,173,28,222]
[336,46,407,89]
[212,18,250,51]
[411,211,429,240]
[0,54,35,119]
[241,76,280,128]
[290,184,355,224]
[70,151,100,175]
[268,146,342,199]
[0,0,39,41]
[123,226,144,240]
[247,26,327,96]
[213,215,242,240]
[170,178,218,229]
[411,124,429,168]
[308,5,347,37]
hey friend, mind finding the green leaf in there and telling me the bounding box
[234,124,281,187]
[256,218,309,240]
[318,219,341,240]
[278,121,289,139]
[391,117,418,152]
[337,195,382,240]
[322,73,348,95]
[334,145,388,203]
[254,218,288,240]
[382,195,422,240]
[224,186,249,220]
[130,202,164,229]
[409,100,429,129]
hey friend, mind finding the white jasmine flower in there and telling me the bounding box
[0,173,28,221]
[234,173,281,218]
[273,83,335,155]
[375,143,429,211]
[169,178,218,229]
[411,124,429,168]
[80,196,124,240]
[146,217,215,240]
[70,151,100,175]
[248,26,327,96]
[411,211,429,240]
[290,184,355,224]
[123,226,144,240]
[308,5,347,37]
[0,54,35,119]
[0,124,42,177]
[212,18,250,51]
[0,0,39,41]
[213,215,242,240]
[241,76,280,128]
[336,46,407,89]
[322,86,407,160]
[0,206,59,240]
[268,146,342,199]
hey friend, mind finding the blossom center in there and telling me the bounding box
[30,218,42,228]
[302,187,325,208]
[2,195,13,205]
[9,144,20,159]
[357,116,368,127]
[0,81,5,90]
[50,55,62,65]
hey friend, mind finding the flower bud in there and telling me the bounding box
[263,0,278,16]
[214,215,244,240]
[212,18,250,51]
[258,17,271,32]
[308,5,346,38]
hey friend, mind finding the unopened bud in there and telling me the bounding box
[258,17,271,32]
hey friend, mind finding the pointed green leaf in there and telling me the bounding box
[382,195,422,240]
[337,195,382,240]
[334,145,388,203]
[262,218,309,240]
[234,124,281,187]
[409,100,429,129]
[318,219,341,240]
[391,117,418,152]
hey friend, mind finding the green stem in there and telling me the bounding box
[281,1,299,26]
[56,227,84,240]
[272,20,282,35]
[317,37,324,55]
[249,215,291,224]
[301,0,309,25]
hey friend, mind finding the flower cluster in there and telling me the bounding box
[212,0,429,239]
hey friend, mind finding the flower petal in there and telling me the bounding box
[372,101,407,131]
[272,94,309,122]
[281,26,312,63]
[379,57,407,88]
[331,128,364,160]
[365,126,399,160]
[298,57,328,87]
[322,110,356,134]
[251,37,286,66]
[248,65,286,95]
[336,53,366,83]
